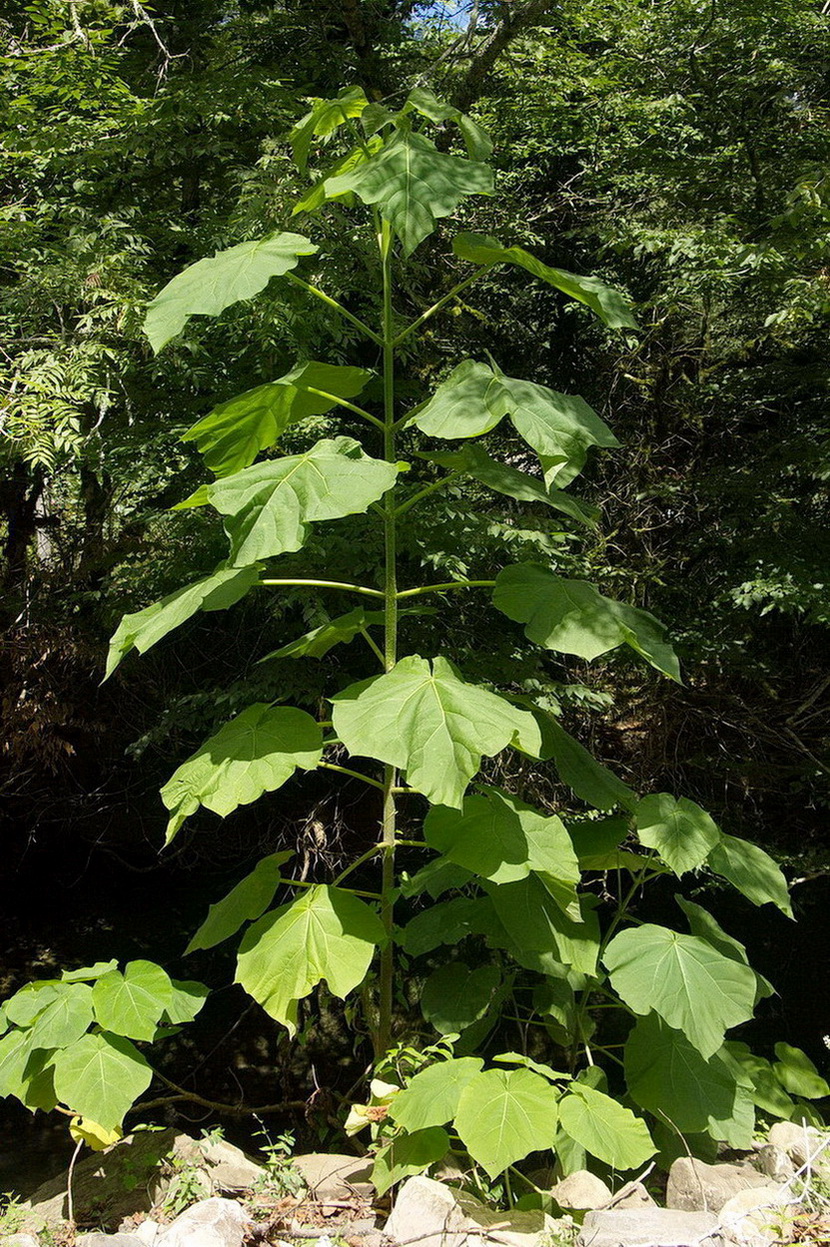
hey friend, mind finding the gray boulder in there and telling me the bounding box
[292,1153,374,1202]
[577,1207,724,1247]
[76,1236,143,1247]
[549,1171,612,1210]
[384,1175,560,1247]
[156,1197,250,1247]
[719,1184,792,1247]
[666,1157,773,1213]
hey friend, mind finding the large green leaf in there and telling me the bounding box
[707,834,793,917]
[371,1127,450,1196]
[332,656,540,808]
[51,1032,152,1130]
[293,138,384,215]
[537,715,637,811]
[489,876,601,976]
[493,564,681,681]
[145,233,317,352]
[675,896,774,1005]
[161,705,323,842]
[26,983,94,1050]
[92,961,173,1043]
[325,131,493,255]
[390,1058,484,1133]
[105,564,261,679]
[400,88,493,160]
[558,1084,654,1169]
[635,794,721,875]
[186,852,293,954]
[773,1043,830,1099]
[162,980,210,1026]
[0,1029,37,1100]
[421,962,501,1035]
[724,1041,795,1120]
[625,1014,749,1137]
[398,896,499,957]
[261,607,385,662]
[183,362,373,478]
[236,885,384,1036]
[289,88,369,169]
[4,982,61,1027]
[424,788,580,916]
[422,444,597,526]
[604,924,758,1057]
[202,436,399,565]
[453,233,638,330]
[412,360,618,487]
[454,1067,560,1178]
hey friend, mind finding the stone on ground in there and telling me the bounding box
[292,1153,374,1201]
[750,1144,796,1183]
[605,1180,657,1210]
[577,1207,723,1247]
[666,1157,774,1213]
[3,1236,40,1247]
[156,1197,249,1247]
[77,1236,143,1247]
[720,1184,795,1247]
[768,1122,827,1170]
[384,1175,561,1247]
[549,1171,612,1210]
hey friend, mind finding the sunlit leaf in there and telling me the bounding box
[453,232,638,330]
[454,1067,560,1178]
[186,852,293,954]
[236,885,384,1037]
[145,233,317,352]
[183,362,372,477]
[26,983,94,1050]
[92,961,173,1043]
[635,793,721,874]
[289,87,369,170]
[52,1032,152,1131]
[773,1042,830,1099]
[371,1127,450,1196]
[558,1083,654,1169]
[161,705,322,841]
[390,1058,484,1133]
[332,656,540,807]
[707,834,793,918]
[536,715,637,810]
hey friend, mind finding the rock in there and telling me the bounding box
[3,1236,40,1247]
[577,1207,723,1247]
[549,1171,612,1210]
[750,1145,796,1183]
[605,1180,657,1210]
[768,1122,827,1169]
[384,1175,561,1247]
[134,1218,164,1245]
[666,1157,773,1213]
[292,1154,374,1201]
[77,1236,141,1247]
[720,1184,793,1247]
[20,1128,183,1230]
[156,1197,250,1247]
[198,1137,265,1192]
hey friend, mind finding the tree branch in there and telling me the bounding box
[452,0,555,112]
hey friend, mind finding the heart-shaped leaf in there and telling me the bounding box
[325,131,493,255]
[635,793,721,875]
[390,1058,485,1133]
[51,1032,152,1130]
[454,1067,560,1178]
[161,705,323,842]
[236,885,384,1036]
[604,924,758,1057]
[489,876,600,976]
[493,563,681,681]
[203,436,399,565]
[558,1083,654,1169]
[186,852,293,954]
[420,962,501,1035]
[92,961,173,1043]
[145,232,317,352]
[331,656,540,808]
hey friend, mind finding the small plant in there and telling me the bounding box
[251,1124,306,1199]
[161,1149,210,1218]
[0,1192,29,1237]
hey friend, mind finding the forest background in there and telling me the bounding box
[1,0,829,1172]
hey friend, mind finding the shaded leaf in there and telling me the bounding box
[145,233,317,352]
[372,1126,450,1196]
[186,852,293,954]
[161,705,322,842]
[105,564,261,679]
[604,924,758,1058]
[261,607,385,661]
[724,1042,795,1120]
[390,1058,484,1133]
[493,564,681,681]
[635,794,721,875]
[707,835,793,918]
[558,1084,654,1170]
[489,876,600,976]
[325,131,493,255]
[332,656,540,808]
[424,787,580,917]
[773,1043,830,1099]
[51,1032,152,1130]
[183,362,372,478]
[289,88,369,170]
[453,233,638,330]
[236,885,384,1037]
[537,716,636,811]
[398,896,499,957]
[204,436,399,565]
[402,88,493,160]
[162,980,210,1026]
[399,858,473,900]
[455,1067,560,1178]
[293,138,384,215]
[421,962,501,1035]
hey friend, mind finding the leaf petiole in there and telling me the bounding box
[392,267,491,346]
[260,578,384,598]
[285,272,383,345]
[396,579,496,599]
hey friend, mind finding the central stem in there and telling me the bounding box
[377,217,397,1060]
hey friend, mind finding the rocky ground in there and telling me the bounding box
[2,1122,829,1247]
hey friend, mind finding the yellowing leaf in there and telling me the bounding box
[70,1116,122,1151]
